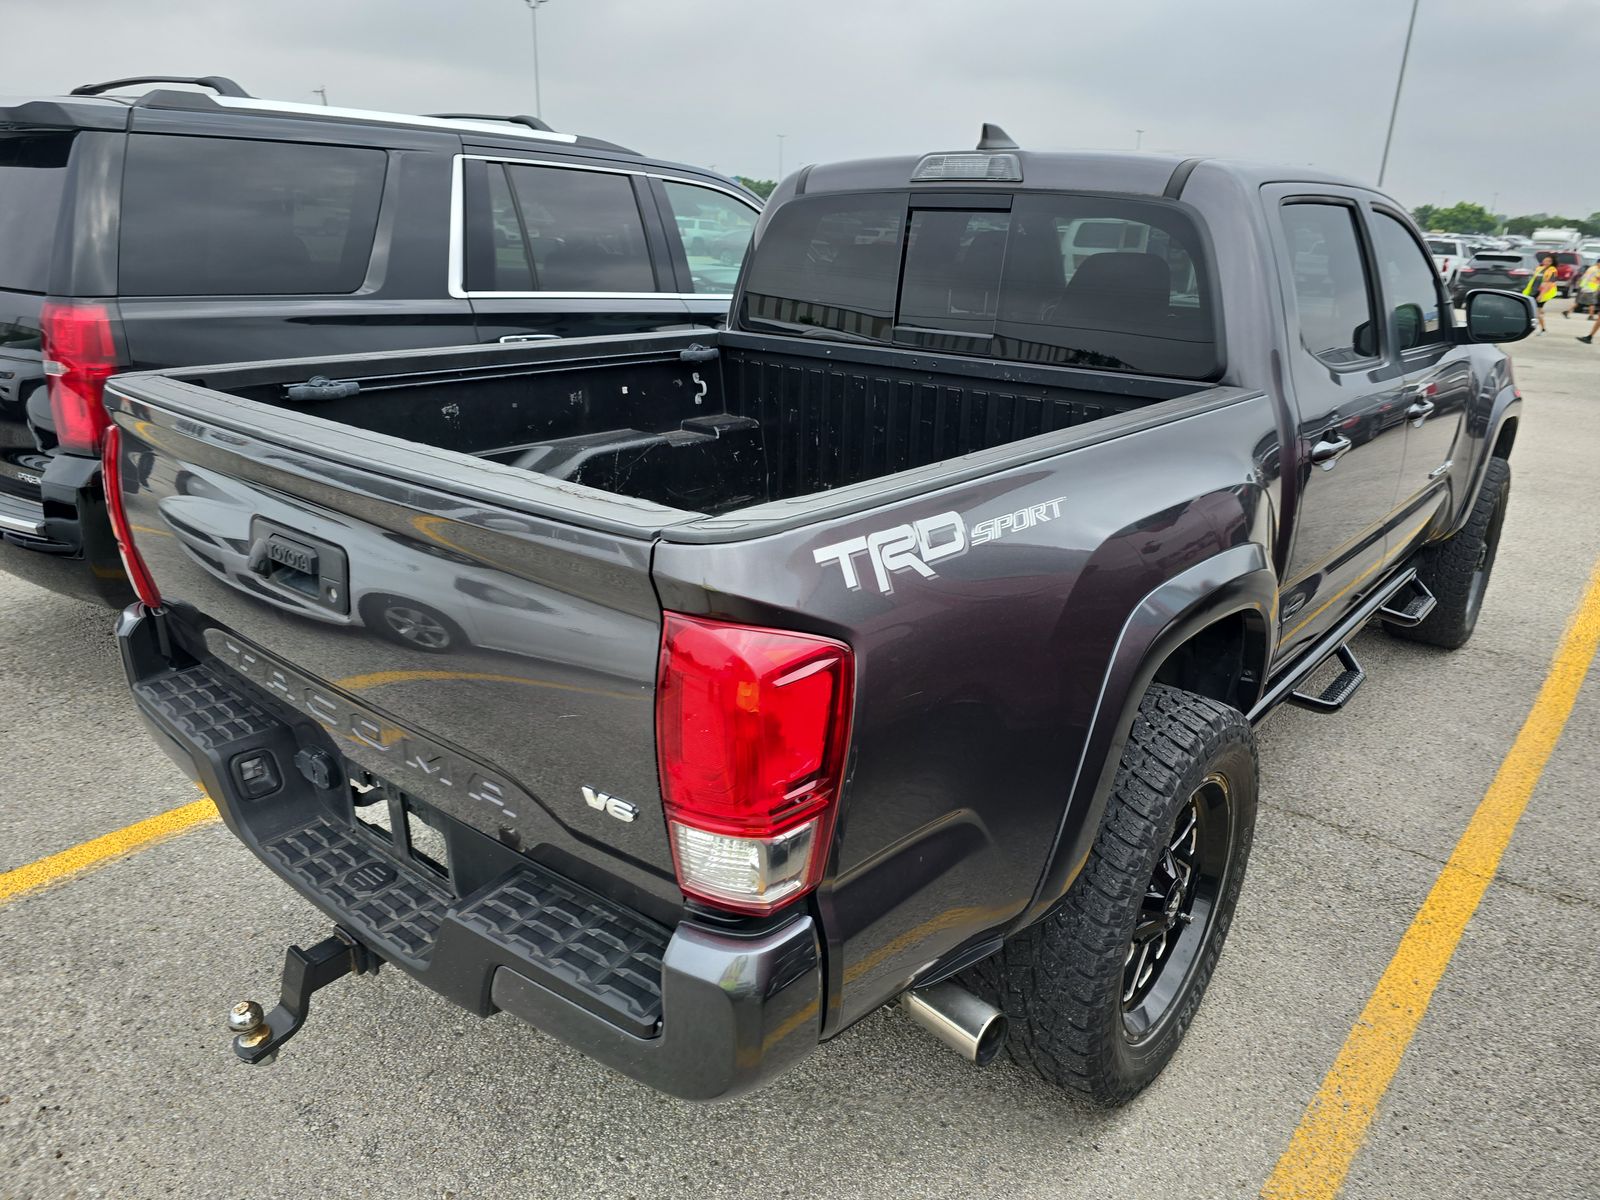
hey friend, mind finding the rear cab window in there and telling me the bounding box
[741,190,1221,379]
[118,134,387,296]
[0,131,76,293]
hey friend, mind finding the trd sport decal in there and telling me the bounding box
[813,498,1066,594]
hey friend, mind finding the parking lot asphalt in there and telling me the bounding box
[3,328,1599,1200]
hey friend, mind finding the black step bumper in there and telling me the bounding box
[117,604,821,1100]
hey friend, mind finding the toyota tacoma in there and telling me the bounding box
[106,128,1532,1103]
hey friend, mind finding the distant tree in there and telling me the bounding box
[736,176,777,201]
[1428,201,1498,234]
[1505,213,1596,238]
[1411,203,1440,229]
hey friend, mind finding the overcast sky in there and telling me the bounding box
[8,0,1595,217]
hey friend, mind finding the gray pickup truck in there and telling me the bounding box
[107,129,1533,1103]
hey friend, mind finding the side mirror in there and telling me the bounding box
[1462,289,1536,343]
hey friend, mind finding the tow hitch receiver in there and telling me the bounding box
[228,928,381,1065]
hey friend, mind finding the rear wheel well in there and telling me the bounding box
[1149,611,1267,714]
[1492,418,1517,462]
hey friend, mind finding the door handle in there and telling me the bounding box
[1405,397,1436,424]
[498,333,560,343]
[1310,432,1353,469]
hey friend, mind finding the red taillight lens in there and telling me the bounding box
[42,301,118,455]
[656,613,853,914]
[1459,266,1475,274]
[101,425,162,608]
[1508,268,1531,277]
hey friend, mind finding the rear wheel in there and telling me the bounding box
[1388,456,1510,649]
[975,684,1258,1104]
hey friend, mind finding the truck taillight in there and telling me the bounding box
[41,301,118,455]
[656,613,853,915]
[101,425,162,608]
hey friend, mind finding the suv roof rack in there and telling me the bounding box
[424,112,555,133]
[71,75,251,98]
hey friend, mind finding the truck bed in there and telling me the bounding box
[179,330,1212,518]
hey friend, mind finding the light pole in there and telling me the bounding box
[312,86,328,106]
[777,134,787,180]
[1377,0,1420,187]
[524,0,550,120]
[1135,129,1144,151]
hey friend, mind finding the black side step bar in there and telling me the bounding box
[1249,566,1421,723]
[1376,576,1436,628]
[1288,643,1365,712]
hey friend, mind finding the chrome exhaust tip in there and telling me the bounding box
[901,981,1008,1066]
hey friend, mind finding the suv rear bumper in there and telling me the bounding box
[0,452,132,608]
[117,605,822,1100]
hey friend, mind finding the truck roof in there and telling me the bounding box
[790,132,1372,201]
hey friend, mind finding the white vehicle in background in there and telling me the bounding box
[1531,226,1579,249]
[1427,236,1472,289]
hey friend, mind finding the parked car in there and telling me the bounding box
[1450,249,1538,305]
[110,131,1531,1104]
[0,75,761,608]
[1427,235,1472,290]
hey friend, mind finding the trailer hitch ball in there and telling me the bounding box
[227,928,380,1066]
[228,999,278,1063]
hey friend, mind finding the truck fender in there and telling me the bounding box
[1013,542,1277,930]
[1451,383,1520,538]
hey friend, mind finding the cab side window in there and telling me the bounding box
[1279,202,1378,367]
[1369,212,1447,352]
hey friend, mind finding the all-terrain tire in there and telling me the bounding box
[970,684,1258,1105]
[1388,456,1510,649]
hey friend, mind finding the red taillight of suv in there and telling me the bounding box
[656,613,854,915]
[41,301,119,455]
[101,425,162,608]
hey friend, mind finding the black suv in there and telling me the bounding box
[0,76,761,606]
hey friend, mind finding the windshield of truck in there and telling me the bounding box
[741,190,1221,379]
[0,132,75,293]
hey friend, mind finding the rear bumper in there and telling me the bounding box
[0,452,131,608]
[117,605,822,1100]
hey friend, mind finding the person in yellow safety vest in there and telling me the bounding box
[1524,253,1559,334]
[1566,259,1600,321]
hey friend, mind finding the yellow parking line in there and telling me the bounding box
[0,796,218,906]
[1261,556,1600,1200]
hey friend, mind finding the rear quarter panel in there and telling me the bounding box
[652,390,1283,1034]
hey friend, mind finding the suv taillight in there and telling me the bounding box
[41,301,118,455]
[101,425,162,608]
[656,613,853,915]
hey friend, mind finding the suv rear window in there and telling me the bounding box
[741,191,1220,379]
[0,132,75,293]
[1555,252,1580,265]
[119,135,387,296]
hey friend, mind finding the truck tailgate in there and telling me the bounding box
[105,376,684,917]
